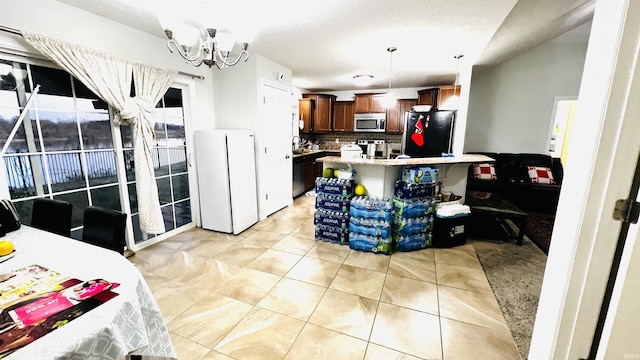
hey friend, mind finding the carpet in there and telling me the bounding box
[474,237,547,360]
[524,212,555,254]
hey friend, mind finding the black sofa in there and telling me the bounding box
[465,152,564,214]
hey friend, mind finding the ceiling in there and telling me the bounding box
[59,0,594,92]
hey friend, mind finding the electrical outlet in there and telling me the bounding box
[335,138,339,143]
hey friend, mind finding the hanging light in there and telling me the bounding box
[164,25,249,69]
[382,47,397,108]
[441,54,464,110]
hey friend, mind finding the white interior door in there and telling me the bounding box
[258,81,292,219]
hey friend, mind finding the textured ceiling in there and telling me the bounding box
[59,0,594,92]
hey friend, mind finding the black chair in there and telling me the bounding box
[31,198,73,237]
[82,206,127,255]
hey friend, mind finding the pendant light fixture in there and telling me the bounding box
[383,46,397,108]
[441,54,464,110]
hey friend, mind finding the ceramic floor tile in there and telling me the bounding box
[394,247,435,261]
[278,211,312,223]
[213,242,268,267]
[306,241,351,263]
[343,250,391,272]
[186,238,238,259]
[167,293,253,348]
[202,350,234,360]
[434,247,483,269]
[153,254,242,293]
[135,195,521,360]
[214,307,305,359]
[169,332,211,360]
[129,245,184,274]
[272,234,316,255]
[261,218,304,235]
[364,343,423,360]
[440,317,520,360]
[438,285,508,331]
[284,323,368,360]
[387,253,436,283]
[308,289,378,340]
[252,217,276,230]
[285,256,342,287]
[241,230,287,248]
[380,274,439,315]
[436,262,493,293]
[329,264,386,300]
[370,302,442,359]
[148,278,212,324]
[289,222,316,239]
[247,249,302,276]
[216,268,282,304]
[257,278,327,321]
[158,257,241,294]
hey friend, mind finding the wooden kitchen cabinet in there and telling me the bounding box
[333,101,355,132]
[387,98,417,134]
[417,88,439,107]
[437,85,461,109]
[303,153,324,191]
[298,98,315,133]
[355,93,386,113]
[302,94,336,133]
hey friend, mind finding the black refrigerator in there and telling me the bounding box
[401,110,456,157]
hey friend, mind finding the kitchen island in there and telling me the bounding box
[317,154,494,199]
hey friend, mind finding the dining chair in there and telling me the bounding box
[81,206,127,255]
[31,198,73,237]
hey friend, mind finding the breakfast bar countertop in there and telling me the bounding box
[316,154,494,166]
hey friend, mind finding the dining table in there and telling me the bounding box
[0,225,176,359]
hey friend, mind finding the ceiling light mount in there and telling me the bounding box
[353,74,374,86]
[164,26,249,69]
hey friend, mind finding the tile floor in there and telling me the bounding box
[130,195,521,360]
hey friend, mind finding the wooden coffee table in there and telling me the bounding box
[465,191,527,245]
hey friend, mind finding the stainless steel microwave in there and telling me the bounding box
[354,113,386,132]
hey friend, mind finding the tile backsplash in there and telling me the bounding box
[303,133,403,152]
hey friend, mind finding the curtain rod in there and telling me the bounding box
[1,25,205,80]
[0,25,21,35]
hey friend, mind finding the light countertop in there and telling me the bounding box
[316,154,495,167]
[292,149,339,159]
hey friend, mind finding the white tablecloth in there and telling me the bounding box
[0,226,176,359]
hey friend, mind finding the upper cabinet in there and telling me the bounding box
[437,85,461,109]
[387,98,417,134]
[333,101,355,132]
[298,98,315,133]
[417,88,439,107]
[355,93,386,113]
[301,93,336,133]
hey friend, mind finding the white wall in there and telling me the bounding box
[0,0,216,131]
[465,22,590,153]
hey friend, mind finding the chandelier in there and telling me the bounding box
[164,27,249,69]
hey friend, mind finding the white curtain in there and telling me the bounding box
[23,33,177,234]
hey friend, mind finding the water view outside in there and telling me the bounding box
[0,59,192,244]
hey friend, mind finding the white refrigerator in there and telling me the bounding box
[194,129,258,234]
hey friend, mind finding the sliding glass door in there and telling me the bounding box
[0,57,195,248]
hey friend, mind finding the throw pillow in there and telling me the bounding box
[472,163,497,180]
[527,166,556,184]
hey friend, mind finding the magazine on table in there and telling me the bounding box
[0,265,120,358]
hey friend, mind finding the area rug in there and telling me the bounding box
[524,212,555,254]
[475,238,547,360]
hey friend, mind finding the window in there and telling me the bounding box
[1,57,194,245]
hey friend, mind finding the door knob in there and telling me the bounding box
[285,154,291,159]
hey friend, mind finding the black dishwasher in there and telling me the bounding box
[292,156,305,197]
